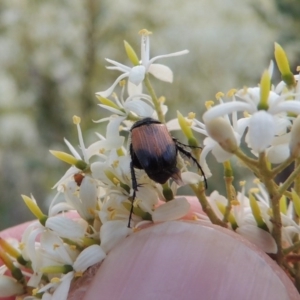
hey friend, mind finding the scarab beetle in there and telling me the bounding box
[128,117,206,227]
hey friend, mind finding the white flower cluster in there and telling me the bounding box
[1,31,300,298]
[192,51,300,254]
[0,30,200,299]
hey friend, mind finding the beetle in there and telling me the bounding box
[128,117,206,227]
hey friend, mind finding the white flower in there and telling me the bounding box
[53,118,123,189]
[96,84,154,120]
[265,134,290,163]
[37,243,106,300]
[39,243,105,300]
[50,118,125,219]
[207,190,277,253]
[38,272,74,300]
[96,31,189,97]
[23,228,74,271]
[203,87,300,154]
[192,117,240,178]
[52,177,100,220]
[22,224,105,299]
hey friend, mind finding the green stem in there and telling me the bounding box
[271,156,295,178]
[283,260,296,278]
[162,182,174,201]
[283,241,300,255]
[144,75,165,123]
[223,161,235,223]
[293,159,300,196]
[278,162,300,195]
[258,152,283,266]
[190,184,227,228]
[292,159,300,292]
[233,148,260,175]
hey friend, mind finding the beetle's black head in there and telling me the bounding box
[130,117,161,131]
[146,166,183,185]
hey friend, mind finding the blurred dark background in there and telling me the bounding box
[0,0,299,230]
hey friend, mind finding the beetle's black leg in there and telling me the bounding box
[175,143,207,189]
[129,144,139,228]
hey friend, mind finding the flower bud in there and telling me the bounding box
[249,194,268,231]
[21,195,48,225]
[0,275,24,297]
[177,111,198,147]
[96,95,121,110]
[258,70,270,110]
[50,150,88,170]
[124,40,139,66]
[205,117,238,153]
[274,43,295,87]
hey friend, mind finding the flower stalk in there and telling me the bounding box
[21,195,48,225]
[258,152,283,265]
[223,161,235,223]
[190,184,227,228]
[144,74,165,123]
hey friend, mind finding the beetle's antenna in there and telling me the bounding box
[174,139,203,150]
[175,143,208,189]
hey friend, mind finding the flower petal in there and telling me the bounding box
[96,73,129,98]
[124,99,154,117]
[203,101,252,123]
[40,231,73,265]
[46,216,87,239]
[49,202,74,217]
[152,197,190,222]
[79,177,98,219]
[266,144,290,164]
[128,81,142,96]
[147,50,189,66]
[100,220,132,253]
[64,138,81,160]
[236,224,277,254]
[181,172,203,184]
[128,65,146,85]
[270,100,300,115]
[73,245,106,272]
[199,141,213,178]
[98,104,126,116]
[248,111,275,153]
[0,275,24,297]
[105,58,131,72]
[211,142,234,162]
[148,63,173,83]
[51,272,74,300]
